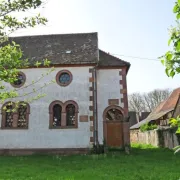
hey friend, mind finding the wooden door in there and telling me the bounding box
[104,121,123,147]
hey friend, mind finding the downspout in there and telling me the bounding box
[92,66,99,147]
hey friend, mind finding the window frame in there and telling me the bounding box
[49,100,79,129]
[1,101,30,130]
[56,70,73,87]
[10,71,26,88]
[49,100,63,129]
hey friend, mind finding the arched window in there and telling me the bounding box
[53,104,62,127]
[66,104,75,126]
[49,100,78,129]
[17,103,30,128]
[4,102,14,128]
[103,105,124,121]
[1,101,30,129]
[49,101,63,128]
[64,100,78,128]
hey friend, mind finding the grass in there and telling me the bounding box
[0,144,179,180]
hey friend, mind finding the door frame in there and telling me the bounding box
[103,105,124,147]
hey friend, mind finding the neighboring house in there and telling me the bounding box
[130,88,180,148]
[130,87,180,130]
[0,32,131,154]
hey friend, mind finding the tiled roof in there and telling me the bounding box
[98,50,130,71]
[10,33,99,65]
[9,33,130,69]
[160,87,180,111]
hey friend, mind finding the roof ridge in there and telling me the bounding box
[10,32,98,38]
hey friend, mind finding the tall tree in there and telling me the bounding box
[128,89,171,112]
[0,0,54,107]
[128,93,146,112]
[143,89,171,111]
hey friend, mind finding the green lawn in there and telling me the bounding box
[0,144,179,180]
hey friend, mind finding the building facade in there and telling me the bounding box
[0,33,130,154]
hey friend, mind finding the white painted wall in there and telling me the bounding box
[97,69,124,144]
[0,67,93,149]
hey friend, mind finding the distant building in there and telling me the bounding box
[130,87,180,130]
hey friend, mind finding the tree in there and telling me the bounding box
[161,0,180,152]
[161,0,180,77]
[0,0,54,108]
[128,93,146,112]
[128,89,171,112]
[143,89,171,111]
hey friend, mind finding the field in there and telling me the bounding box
[0,144,179,180]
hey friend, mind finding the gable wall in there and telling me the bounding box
[97,68,126,144]
[0,66,93,149]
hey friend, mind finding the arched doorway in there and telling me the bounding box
[103,105,124,147]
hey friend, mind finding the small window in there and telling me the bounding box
[66,104,75,126]
[53,104,62,127]
[11,71,26,88]
[56,70,72,86]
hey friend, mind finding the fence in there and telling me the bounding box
[130,128,179,149]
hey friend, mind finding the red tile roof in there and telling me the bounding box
[160,87,180,112]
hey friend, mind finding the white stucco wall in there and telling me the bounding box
[97,69,124,144]
[0,66,93,149]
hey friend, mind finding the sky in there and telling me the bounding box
[12,0,179,94]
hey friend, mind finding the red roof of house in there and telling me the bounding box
[160,87,180,112]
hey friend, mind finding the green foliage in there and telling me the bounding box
[161,0,180,154]
[0,0,47,43]
[140,123,158,132]
[169,116,180,134]
[131,143,158,149]
[169,116,180,153]
[0,0,54,106]
[161,0,180,77]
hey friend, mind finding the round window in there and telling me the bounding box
[56,70,72,86]
[11,71,26,88]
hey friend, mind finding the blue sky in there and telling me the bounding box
[13,0,179,93]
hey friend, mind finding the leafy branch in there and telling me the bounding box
[161,0,180,77]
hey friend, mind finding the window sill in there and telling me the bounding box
[49,126,78,129]
[1,127,28,130]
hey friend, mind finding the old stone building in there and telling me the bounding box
[0,32,131,154]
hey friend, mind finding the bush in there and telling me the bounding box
[140,123,158,132]
[90,144,105,154]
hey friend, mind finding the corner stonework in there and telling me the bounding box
[89,68,94,146]
[119,67,130,147]
[119,68,128,116]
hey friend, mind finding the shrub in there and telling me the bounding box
[169,116,180,154]
[140,123,158,132]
